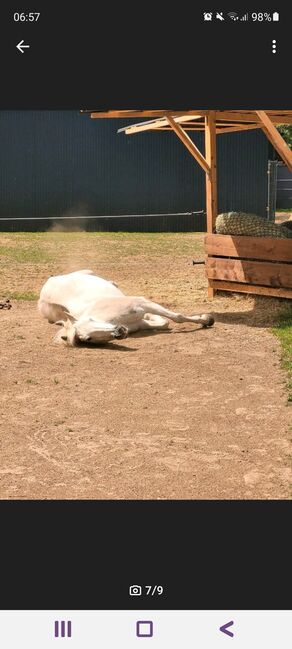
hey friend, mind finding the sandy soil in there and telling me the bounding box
[275,211,292,224]
[0,233,291,499]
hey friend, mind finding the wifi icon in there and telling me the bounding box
[228,12,239,20]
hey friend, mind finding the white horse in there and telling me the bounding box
[38,270,214,346]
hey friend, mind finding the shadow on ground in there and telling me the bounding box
[211,294,292,328]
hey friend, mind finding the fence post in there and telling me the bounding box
[267,160,278,222]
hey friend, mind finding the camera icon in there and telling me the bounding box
[129,584,142,596]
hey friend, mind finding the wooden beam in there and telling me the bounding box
[121,114,205,135]
[205,233,292,262]
[205,111,218,299]
[205,112,218,234]
[215,111,292,125]
[208,280,292,299]
[87,109,292,125]
[165,115,210,174]
[206,257,292,288]
[216,124,263,135]
[145,127,206,132]
[90,110,208,119]
[256,111,292,172]
[145,124,263,133]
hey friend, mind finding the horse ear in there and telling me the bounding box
[63,311,77,323]
[53,314,76,326]
[47,302,77,324]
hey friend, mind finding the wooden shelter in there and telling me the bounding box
[83,110,292,299]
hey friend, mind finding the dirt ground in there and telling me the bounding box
[275,211,292,224]
[0,232,291,499]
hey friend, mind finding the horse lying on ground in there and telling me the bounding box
[38,270,214,346]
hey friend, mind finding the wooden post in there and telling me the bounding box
[205,111,218,298]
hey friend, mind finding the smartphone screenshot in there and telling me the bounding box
[0,4,291,647]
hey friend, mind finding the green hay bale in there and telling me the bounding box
[280,220,292,231]
[215,212,292,238]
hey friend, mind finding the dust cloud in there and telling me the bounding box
[48,203,89,233]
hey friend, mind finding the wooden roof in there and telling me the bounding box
[81,110,292,134]
[81,109,292,174]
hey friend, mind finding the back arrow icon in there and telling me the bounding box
[219,620,234,637]
[17,40,30,54]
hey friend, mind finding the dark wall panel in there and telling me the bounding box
[0,111,269,230]
[217,129,268,217]
[277,163,292,209]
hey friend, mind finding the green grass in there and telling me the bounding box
[0,244,52,263]
[272,308,292,402]
[0,231,203,258]
[4,291,39,301]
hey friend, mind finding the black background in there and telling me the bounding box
[0,501,290,609]
[0,2,291,612]
[0,3,290,108]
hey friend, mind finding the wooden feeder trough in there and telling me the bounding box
[205,233,292,299]
[83,109,292,300]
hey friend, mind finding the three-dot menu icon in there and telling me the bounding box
[272,40,277,53]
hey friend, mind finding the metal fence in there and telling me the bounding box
[267,160,278,221]
[276,162,292,209]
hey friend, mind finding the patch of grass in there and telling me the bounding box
[0,245,52,263]
[272,308,292,402]
[0,231,203,262]
[5,291,38,301]
[80,231,204,257]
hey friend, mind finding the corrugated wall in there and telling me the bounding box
[0,111,269,230]
[277,163,292,209]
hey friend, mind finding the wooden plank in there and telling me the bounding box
[166,115,210,174]
[90,110,209,119]
[146,124,263,133]
[88,110,292,124]
[216,111,292,125]
[206,257,292,288]
[208,280,292,299]
[121,114,204,135]
[205,111,218,233]
[256,111,292,172]
[205,111,218,299]
[204,233,292,262]
[216,125,263,135]
[147,127,206,132]
[146,125,263,133]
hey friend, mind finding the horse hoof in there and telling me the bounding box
[201,314,214,327]
[113,325,128,339]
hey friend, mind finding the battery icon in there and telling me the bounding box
[272,12,279,21]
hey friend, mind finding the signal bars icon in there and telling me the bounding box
[240,13,248,21]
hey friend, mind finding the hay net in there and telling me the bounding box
[281,220,292,231]
[215,212,292,238]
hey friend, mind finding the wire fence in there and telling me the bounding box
[0,211,207,233]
